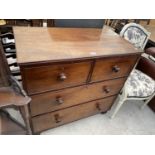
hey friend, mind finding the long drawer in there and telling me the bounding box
[32,96,116,133]
[30,78,126,116]
[23,61,91,95]
[91,55,138,82]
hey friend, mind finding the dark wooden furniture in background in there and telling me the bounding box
[1,19,104,28]
[135,19,150,25]
[0,31,21,81]
[145,48,155,112]
[13,26,142,134]
[149,97,155,112]
[2,19,32,27]
[47,20,55,27]
[105,19,151,34]
[1,19,55,27]
[0,41,32,135]
[135,24,155,112]
[144,25,155,48]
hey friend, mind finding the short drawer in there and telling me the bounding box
[23,61,91,95]
[91,55,138,82]
[30,78,126,116]
[32,96,116,133]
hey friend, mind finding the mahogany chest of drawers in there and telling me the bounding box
[13,26,142,134]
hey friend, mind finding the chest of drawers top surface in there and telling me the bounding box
[13,26,142,65]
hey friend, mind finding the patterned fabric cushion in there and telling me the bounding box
[126,69,155,97]
[123,27,147,49]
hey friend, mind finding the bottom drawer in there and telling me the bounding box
[32,96,116,133]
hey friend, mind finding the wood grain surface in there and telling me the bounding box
[32,96,116,133]
[22,61,91,94]
[13,26,143,64]
[30,78,126,116]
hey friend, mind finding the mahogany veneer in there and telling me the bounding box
[32,96,117,133]
[91,56,138,82]
[23,61,91,95]
[13,26,142,134]
[30,77,126,116]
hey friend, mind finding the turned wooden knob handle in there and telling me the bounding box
[58,73,67,81]
[112,65,120,72]
[56,96,64,104]
[103,86,110,93]
[96,103,101,111]
[54,114,62,123]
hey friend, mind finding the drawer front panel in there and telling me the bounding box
[91,56,138,82]
[30,78,126,116]
[32,96,116,133]
[23,61,91,95]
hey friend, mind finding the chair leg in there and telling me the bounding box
[108,93,126,119]
[141,93,155,109]
[19,105,32,135]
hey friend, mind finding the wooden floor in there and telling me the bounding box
[0,110,26,135]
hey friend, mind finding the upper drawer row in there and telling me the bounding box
[22,55,138,95]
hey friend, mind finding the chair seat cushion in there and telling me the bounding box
[127,69,155,97]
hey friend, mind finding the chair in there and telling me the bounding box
[105,20,128,33]
[0,41,32,134]
[137,47,155,112]
[120,23,150,50]
[109,23,155,118]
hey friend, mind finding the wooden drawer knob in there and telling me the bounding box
[103,86,110,93]
[112,65,120,72]
[56,96,64,104]
[54,114,62,123]
[96,103,102,111]
[58,73,67,81]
